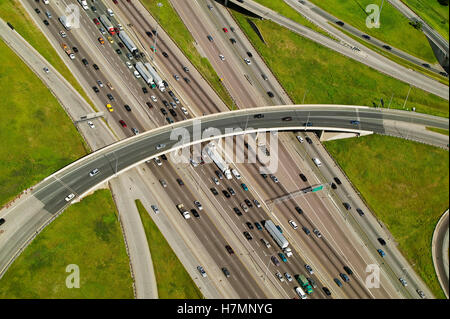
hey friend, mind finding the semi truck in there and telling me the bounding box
[295,274,313,294]
[264,220,289,249]
[118,31,138,54]
[205,143,232,180]
[61,43,75,59]
[77,0,89,10]
[58,16,71,30]
[135,62,154,85]
[99,15,115,35]
[144,63,165,91]
[176,204,191,220]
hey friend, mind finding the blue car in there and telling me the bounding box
[241,183,248,191]
[377,249,386,257]
[350,120,360,125]
[278,253,287,263]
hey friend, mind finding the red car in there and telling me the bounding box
[93,18,99,25]
[114,27,120,34]
[113,0,118,4]
[119,120,127,128]
[222,27,228,33]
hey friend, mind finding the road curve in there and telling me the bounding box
[432,209,449,298]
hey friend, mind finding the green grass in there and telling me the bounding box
[231,12,449,117]
[0,40,88,207]
[324,134,449,299]
[0,189,134,298]
[307,0,438,63]
[402,0,449,41]
[0,0,96,110]
[140,0,235,110]
[426,127,449,135]
[136,200,203,299]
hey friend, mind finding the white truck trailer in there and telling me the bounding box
[265,220,289,249]
[135,62,154,85]
[205,143,232,180]
[118,31,138,54]
[144,63,165,91]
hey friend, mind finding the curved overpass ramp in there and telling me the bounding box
[0,105,448,278]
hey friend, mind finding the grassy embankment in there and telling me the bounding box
[136,200,203,299]
[0,189,134,298]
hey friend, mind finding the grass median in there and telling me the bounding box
[140,0,235,110]
[136,200,203,299]
[0,0,96,110]
[0,39,88,207]
[306,0,438,63]
[324,134,449,299]
[0,189,134,298]
[231,11,449,117]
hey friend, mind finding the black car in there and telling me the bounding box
[35,8,41,14]
[343,202,351,210]
[116,49,122,54]
[146,102,153,108]
[124,104,131,112]
[340,273,350,282]
[142,87,148,94]
[356,208,365,216]
[305,137,312,144]
[118,42,124,48]
[0,218,5,226]
[246,222,254,230]
[210,187,219,196]
[176,178,184,186]
[422,63,430,68]
[162,51,169,58]
[107,93,114,101]
[304,122,313,127]
[261,173,268,179]
[243,231,253,240]
[166,117,173,124]
[93,64,99,70]
[183,66,189,72]
[247,51,253,57]
[227,187,236,196]
[295,206,303,215]
[92,86,99,93]
[335,21,344,26]
[244,199,253,208]
[82,58,89,66]
[184,77,191,83]
[160,108,168,116]
[299,173,307,182]
[191,209,200,218]
[72,46,78,53]
[162,100,169,107]
[261,74,268,81]
[225,245,234,254]
[322,287,331,296]
[43,19,49,25]
[163,80,169,88]
[161,154,167,160]
[343,266,353,275]
[267,91,274,98]
[146,31,153,37]
[377,237,387,246]
[439,71,448,77]
[334,177,342,185]
[215,170,223,179]
[382,44,392,50]
[230,38,236,44]
[168,91,175,97]
[254,114,264,119]
[223,190,231,198]
[362,34,370,40]
[169,109,177,117]
[91,6,97,12]
[331,183,337,189]
[302,226,311,235]
[233,207,242,216]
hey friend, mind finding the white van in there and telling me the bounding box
[312,158,322,167]
[107,8,114,16]
[296,136,304,143]
[295,287,307,299]
[289,220,298,230]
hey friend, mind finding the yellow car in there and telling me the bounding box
[107,36,114,44]
[106,104,114,112]
[98,37,105,44]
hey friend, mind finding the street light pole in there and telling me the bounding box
[151,2,163,61]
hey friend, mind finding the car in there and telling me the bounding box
[45,11,52,18]
[241,183,248,191]
[230,38,236,44]
[169,109,177,117]
[241,203,249,213]
[107,93,114,101]
[72,47,78,53]
[93,18,99,25]
[356,208,365,216]
[261,173,267,179]
[87,121,95,129]
[159,179,167,188]
[247,51,253,58]
[146,31,153,37]
[289,220,298,230]
[132,127,139,135]
[439,71,448,77]
[223,27,228,33]
[0,218,5,226]
[377,249,386,257]
[334,278,343,287]
[93,64,99,70]
[254,222,262,231]
[340,273,350,282]
[64,193,75,202]
[271,256,280,266]
[343,202,351,210]
[416,289,425,298]
[215,170,223,179]
[35,8,41,14]
[304,122,313,127]
[335,21,344,26]
[118,42,124,48]
[173,74,180,81]
[243,231,252,240]
[149,95,157,103]
[278,253,287,263]
[163,80,169,88]
[211,177,220,185]
[299,173,307,182]
[119,120,127,127]
[98,36,105,44]
[126,53,133,60]
[246,222,254,230]
[207,35,213,42]
[99,27,106,34]
[230,26,235,32]
[219,54,225,61]
[244,58,251,65]
[244,199,252,208]
[362,34,371,40]
[154,157,162,166]
[260,238,271,248]
[422,63,430,68]
[92,86,99,93]
[59,30,67,38]
[166,117,174,124]
[43,19,49,25]
[105,104,114,112]
[253,199,261,208]
[313,229,322,238]
[82,58,89,66]
[282,116,292,121]
[222,267,231,278]
[106,82,114,90]
[377,237,386,246]
[181,107,188,116]
[322,287,332,296]
[302,226,311,235]
[270,175,279,183]
[227,187,236,196]
[89,168,100,177]
[399,278,407,286]
[331,183,337,189]
[190,209,200,218]
[305,137,312,144]
[295,206,303,215]
[343,266,353,275]
[233,207,242,216]
[382,44,392,50]
[116,49,122,55]
[306,277,317,289]
[261,73,268,81]
[232,169,241,179]
[151,205,159,214]
[350,120,360,125]
[225,245,234,254]
[155,143,166,150]
[91,6,97,11]
[282,272,292,282]
[162,51,169,58]
[176,178,184,186]
[161,154,167,161]
[194,200,203,210]
[160,108,168,116]
[305,264,313,274]
[142,87,148,94]
[254,113,264,119]
[276,272,284,282]
[334,177,342,185]
[96,80,104,88]
[197,266,207,278]
[113,0,118,4]
[210,187,219,196]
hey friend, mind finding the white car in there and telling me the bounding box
[253,199,261,208]
[212,177,219,185]
[126,61,132,69]
[134,70,141,78]
[117,23,124,31]
[270,175,279,183]
[43,0,49,4]
[313,229,322,238]
[64,193,75,202]
[284,272,293,282]
[197,266,207,278]
[219,54,225,61]
[154,157,162,166]
[275,272,284,282]
[43,67,49,73]
[232,169,241,179]
[240,203,249,213]
[181,107,188,116]
[194,200,203,210]
[87,121,95,128]
[399,278,407,287]
[156,143,166,150]
[296,136,304,143]
[159,179,167,188]
[151,95,157,102]
[174,74,180,81]
[107,8,114,16]
[244,58,251,65]
[59,30,67,38]
[305,264,314,275]
[89,168,99,177]
[151,205,159,214]
[289,220,298,230]
[97,80,104,87]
